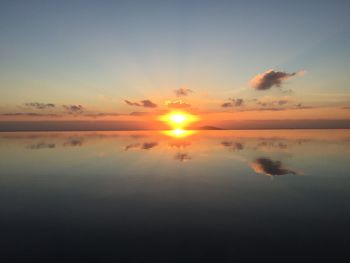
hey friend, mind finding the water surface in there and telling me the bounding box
[1,130,350,261]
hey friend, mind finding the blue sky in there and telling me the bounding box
[0,0,349,122]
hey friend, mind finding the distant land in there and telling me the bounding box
[1,119,350,132]
[194,126,223,130]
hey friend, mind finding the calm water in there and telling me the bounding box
[1,130,350,261]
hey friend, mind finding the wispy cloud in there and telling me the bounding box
[129,111,149,116]
[124,99,157,108]
[165,100,191,109]
[174,87,193,97]
[251,69,304,90]
[84,112,120,117]
[0,112,60,117]
[255,97,290,107]
[221,98,244,108]
[24,102,55,110]
[63,105,84,114]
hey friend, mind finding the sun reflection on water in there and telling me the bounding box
[163,129,196,138]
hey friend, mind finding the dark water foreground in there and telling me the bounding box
[1,130,349,262]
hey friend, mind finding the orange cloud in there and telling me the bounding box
[165,100,191,109]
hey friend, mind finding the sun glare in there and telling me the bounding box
[159,111,199,129]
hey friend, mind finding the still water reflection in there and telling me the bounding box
[0,130,350,261]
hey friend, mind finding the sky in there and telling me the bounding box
[0,0,350,129]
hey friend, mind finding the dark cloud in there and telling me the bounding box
[342,106,350,109]
[221,98,244,108]
[166,100,191,109]
[251,157,296,176]
[174,87,193,97]
[124,99,157,108]
[251,69,302,90]
[24,102,55,109]
[174,153,192,162]
[63,105,84,114]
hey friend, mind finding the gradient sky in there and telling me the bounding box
[0,0,350,127]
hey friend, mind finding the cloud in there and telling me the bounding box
[0,112,60,117]
[63,105,84,114]
[251,157,296,176]
[124,100,141,106]
[85,112,121,117]
[165,100,191,109]
[24,102,55,109]
[295,103,313,109]
[221,102,233,108]
[221,98,244,108]
[141,100,157,108]
[251,69,303,90]
[256,97,290,107]
[174,87,193,97]
[255,107,286,111]
[124,99,157,108]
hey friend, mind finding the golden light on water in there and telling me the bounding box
[163,129,196,138]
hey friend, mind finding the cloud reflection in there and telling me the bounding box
[221,141,244,151]
[251,157,296,176]
[174,153,192,162]
[27,142,56,149]
[124,142,158,151]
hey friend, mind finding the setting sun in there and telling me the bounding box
[159,111,199,129]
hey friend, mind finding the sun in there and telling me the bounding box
[170,113,187,124]
[159,111,199,129]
